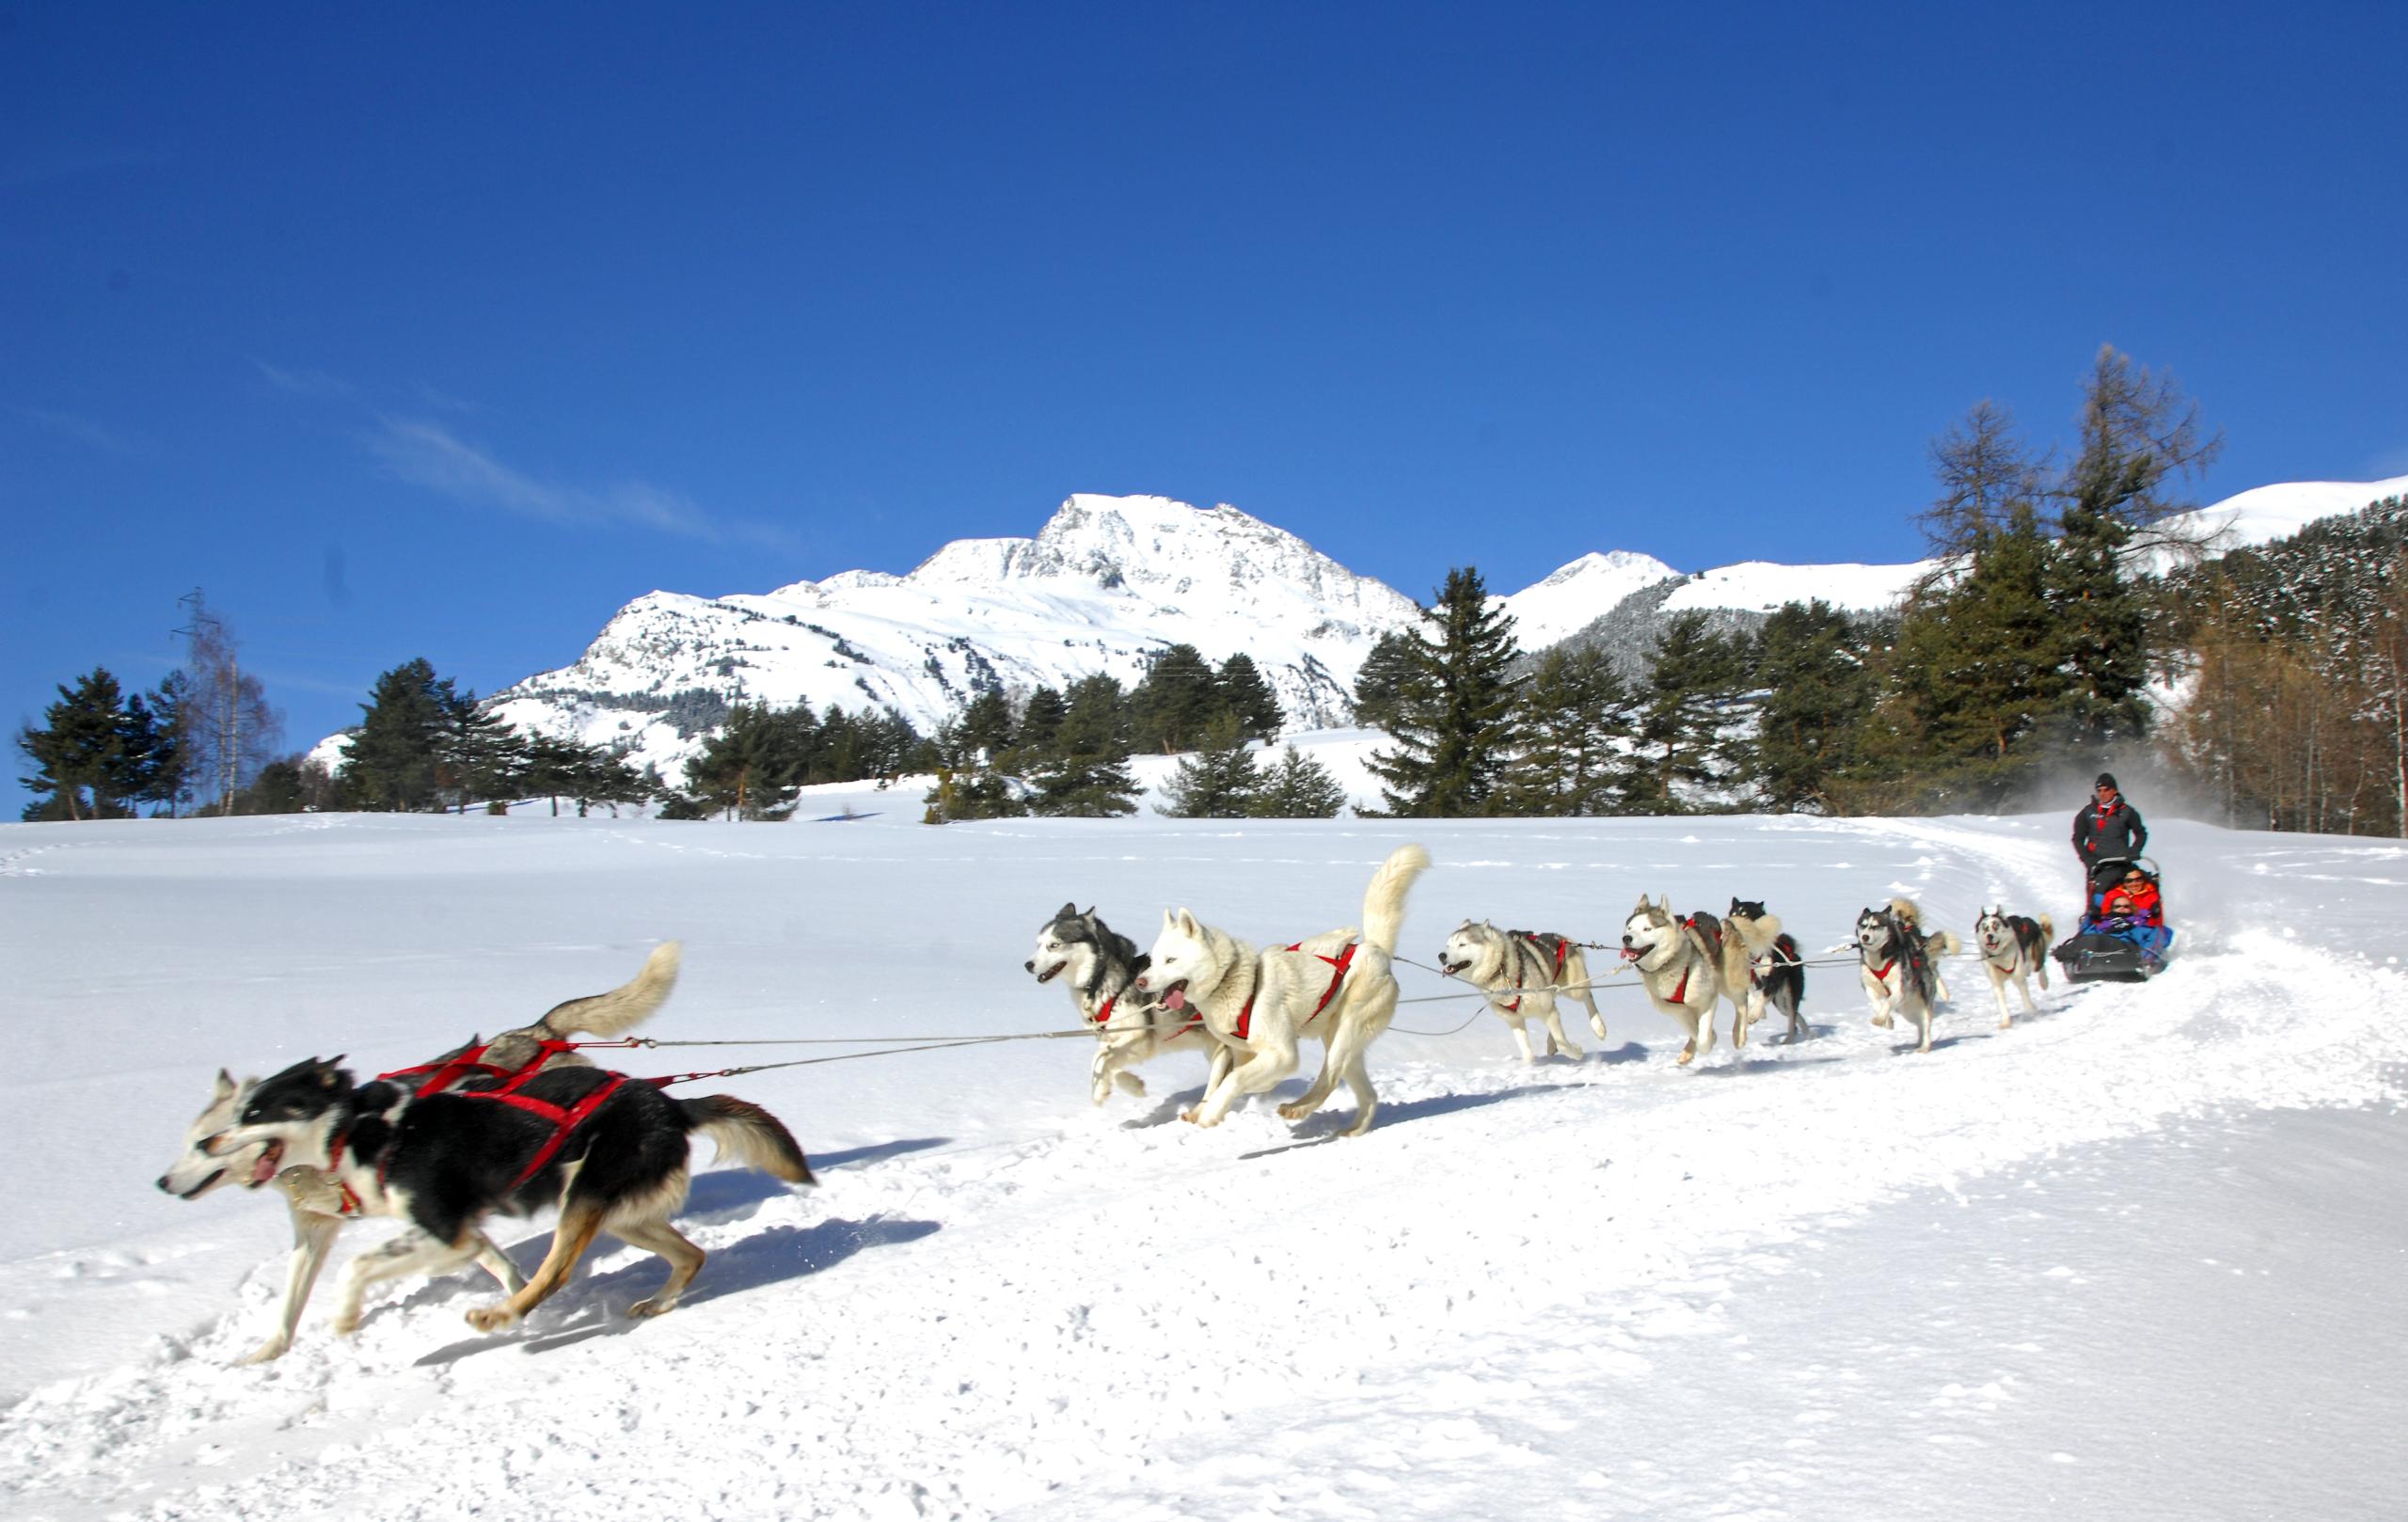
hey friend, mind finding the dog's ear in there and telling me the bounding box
[1080,905,1094,920]
[1178,909,1201,937]
[213,1069,238,1102]
[1057,901,1079,920]
[318,1057,346,1088]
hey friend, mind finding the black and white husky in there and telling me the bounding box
[1026,902,1225,1104]
[1437,920,1607,1062]
[1724,897,1808,1044]
[1853,898,1958,1053]
[158,943,810,1357]
[1972,906,2054,1027]
[1136,844,1430,1136]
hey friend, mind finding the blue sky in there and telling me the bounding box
[6,2,2404,807]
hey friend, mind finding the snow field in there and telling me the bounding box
[1,807,2403,1519]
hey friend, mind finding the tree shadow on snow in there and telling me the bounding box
[410,1213,941,1367]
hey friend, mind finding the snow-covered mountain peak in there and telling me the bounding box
[1499,548,1682,648]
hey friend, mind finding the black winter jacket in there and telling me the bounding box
[2072,797,2147,866]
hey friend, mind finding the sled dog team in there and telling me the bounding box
[161,842,2056,1361]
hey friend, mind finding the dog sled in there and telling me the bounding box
[2051,858,2174,983]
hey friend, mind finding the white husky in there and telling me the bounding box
[1437,921,1607,1062]
[1137,844,1430,1136]
[1972,906,2054,1027]
[1620,896,1729,1065]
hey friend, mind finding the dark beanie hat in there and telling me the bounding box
[2095,772,2118,789]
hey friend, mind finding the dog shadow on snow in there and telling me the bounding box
[409,1211,942,1367]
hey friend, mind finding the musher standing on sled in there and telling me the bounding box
[2072,772,2147,898]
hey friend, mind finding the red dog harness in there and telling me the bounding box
[377,1039,628,1192]
[1500,933,1571,1013]
[1234,942,1357,1041]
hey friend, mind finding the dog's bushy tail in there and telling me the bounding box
[684,1093,816,1186]
[2036,915,2056,942]
[538,941,682,1039]
[1888,896,1925,928]
[1360,845,1432,954]
[1925,930,1960,958]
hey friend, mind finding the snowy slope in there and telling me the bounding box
[2,806,2404,1520]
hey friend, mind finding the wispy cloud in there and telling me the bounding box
[5,404,147,454]
[365,416,791,548]
[252,359,357,400]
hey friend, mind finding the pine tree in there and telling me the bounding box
[1248,744,1351,818]
[1029,674,1139,816]
[437,689,528,814]
[1363,567,1521,816]
[1497,645,1633,816]
[1631,611,1747,811]
[1351,629,1418,732]
[1751,600,1880,812]
[341,658,452,811]
[1215,653,1283,742]
[955,690,1015,760]
[15,668,165,820]
[684,701,810,819]
[1160,715,1259,818]
[1129,644,1222,753]
[1013,687,1067,764]
[1915,399,2044,556]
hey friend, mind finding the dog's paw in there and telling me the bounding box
[1871,1013,1893,1028]
[1115,1072,1146,1097]
[1180,1105,1201,1125]
[1677,1043,1697,1067]
[465,1305,520,1334]
[236,1335,291,1366]
[331,1310,361,1337]
[626,1296,678,1319]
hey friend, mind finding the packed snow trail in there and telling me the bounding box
[1,809,2401,1520]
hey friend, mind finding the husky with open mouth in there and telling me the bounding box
[1026,902,1227,1104]
[1136,844,1430,1136]
[153,943,781,1360]
[1437,920,1607,1062]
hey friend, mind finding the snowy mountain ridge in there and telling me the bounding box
[344,476,2407,786]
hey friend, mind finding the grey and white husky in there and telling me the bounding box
[1972,906,2054,1027]
[1026,903,1226,1104]
[1136,844,1430,1136]
[156,942,706,1362]
[1853,899,1958,1053]
[1620,896,1730,1065]
[1437,920,1607,1062]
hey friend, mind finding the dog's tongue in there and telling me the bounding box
[1163,988,1187,1011]
[249,1147,282,1187]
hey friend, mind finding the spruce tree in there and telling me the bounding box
[1631,612,1747,811]
[1160,715,1259,818]
[683,701,810,819]
[1013,686,1067,764]
[1351,629,1418,732]
[1363,567,1521,816]
[15,668,160,820]
[1752,600,1880,812]
[1497,646,1633,816]
[1215,653,1283,741]
[341,658,452,811]
[1028,674,1139,816]
[1248,744,1350,818]
[1129,644,1222,753]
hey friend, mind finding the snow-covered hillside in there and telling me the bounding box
[316,477,2408,787]
[2,805,2403,1520]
